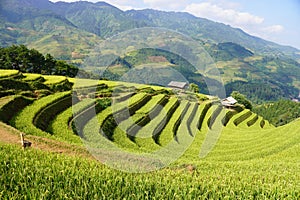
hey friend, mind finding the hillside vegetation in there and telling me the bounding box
[0,70,299,198]
[0,45,78,77]
[1,0,300,103]
[1,0,300,58]
[254,100,300,126]
[103,46,300,102]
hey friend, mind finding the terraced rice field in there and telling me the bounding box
[0,70,299,199]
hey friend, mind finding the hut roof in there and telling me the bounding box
[222,96,238,106]
[167,81,188,89]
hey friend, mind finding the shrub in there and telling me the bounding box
[231,91,253,110]
[49,79,73,92]
[0,79,32,91]
[29,81,50,90]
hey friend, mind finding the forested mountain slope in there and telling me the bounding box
[1,0,300,102]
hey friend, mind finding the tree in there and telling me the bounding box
[0,45,79,77]
[28,48,45,73]
[231,91,253,110]
[189,83,199,93]
[44,54,56,74]
[54,60,78,77]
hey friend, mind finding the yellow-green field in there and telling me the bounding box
[0,69,20,78]
[0,70,299,199]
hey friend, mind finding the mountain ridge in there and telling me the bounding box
[1,0,299,57]
[0,0,300,102]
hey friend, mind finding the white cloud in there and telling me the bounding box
[49,0,76,2]
[143,0,188,10]
[183,1,288,45]
[205,0,242,10]
[184,2,264,28]
[104,0,135,10]
[263,25,284,33]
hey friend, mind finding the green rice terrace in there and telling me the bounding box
[0,69,299,199]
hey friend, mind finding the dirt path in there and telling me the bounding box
[0,122,92,159]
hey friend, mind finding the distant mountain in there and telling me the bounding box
[0,0,101,59]
[0,0,300,102]
[125,9,300,59]
[1,0,299,58]
[52,1,147,37]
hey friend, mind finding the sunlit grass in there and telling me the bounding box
[0,69,19,78]
[43,75,67,85]
[22,73,42,81]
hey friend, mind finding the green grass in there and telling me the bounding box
[137,97,179,141]
[246,114,259,127]
[0,95,34,123]
[158,100,190,146]
[114,94,164,134]
[115,94,167,150]
[0,96,14,108]
[176,102,197,141]
[47,99,97,145]
[81,93,148,147]
[48,106,81,144]
[1,74,300,199]
[42,75,67,85]
[12,91,71,139]
[0,69,19,78]
[199,120,300,162]
[225,109,251,129]
[22,73,42,81]
[238,112,256,128]
[1,138,299,199]
[136,94,166,114]
[98,80,169,91]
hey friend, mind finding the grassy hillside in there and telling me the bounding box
[0,70,299,198]
[0,0,101,59]
[100,47,300,102]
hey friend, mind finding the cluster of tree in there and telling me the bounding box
[253,100,300,126]
[225,80,294,103]
[189,83,199,93]
[231,91,252,110]
[0,45,78,77]
[207,42,254,61]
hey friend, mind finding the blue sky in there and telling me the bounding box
[50,0,300,49]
